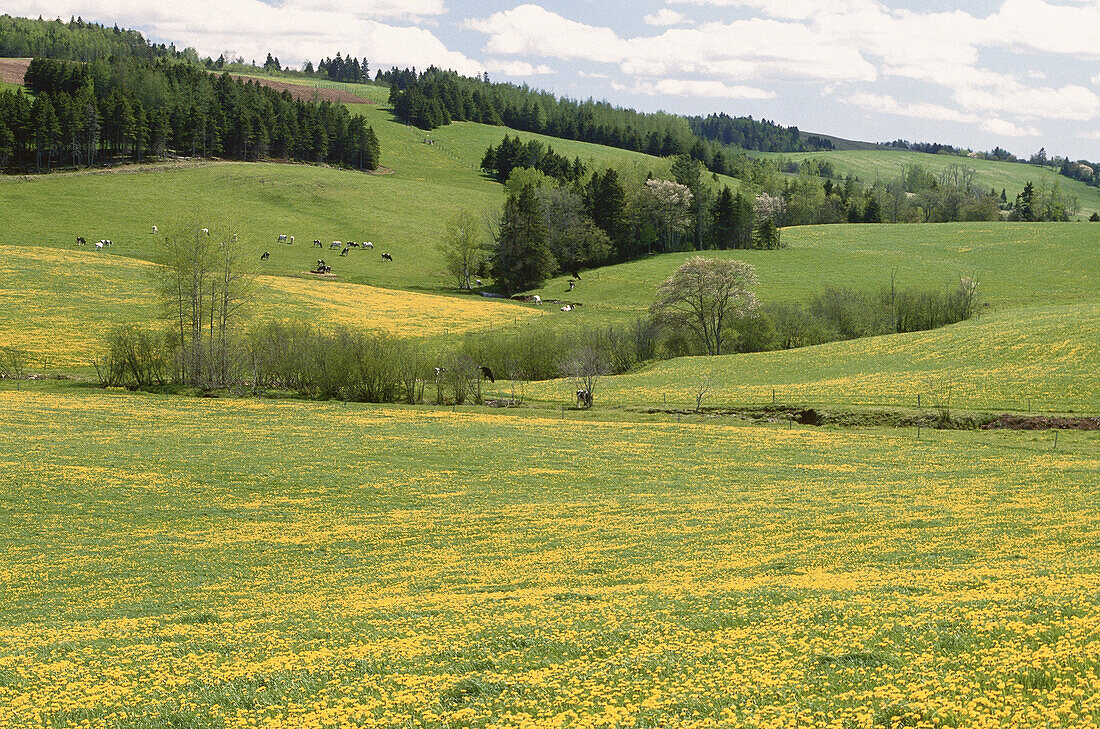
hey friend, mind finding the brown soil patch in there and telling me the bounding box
[229,75,372,105]
[0,58,30,86]
[983,414,1100,431]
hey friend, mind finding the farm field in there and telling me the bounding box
[1,386,1098,728]
[0,245,537,370]
[521,302,1100,413]
[759,149,1100,219]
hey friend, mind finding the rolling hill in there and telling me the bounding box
[761,148,1100,218]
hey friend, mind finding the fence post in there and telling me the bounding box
[772,388,776,404]
[917,394,921,409]
[1054,431,1059,450]
[917,425,921,441]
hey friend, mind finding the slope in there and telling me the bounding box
[761,148,1100,218]
[0,245,538,370]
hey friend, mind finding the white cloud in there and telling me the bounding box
[1093,73,1100,85]
[843,92,978,123]
[4,0,477,72]
[643,9,687,26]
[955,84,1100,121]
[981,118,1041,137]
[464,4,628,64]
[1082,130,1100,141]
[631,79,776,99]
[483,59,553,76]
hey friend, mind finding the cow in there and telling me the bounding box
[568,280,575,291]
[260,251,270,261]
[577,390,592,408]
[331,241,342,249]
[278,234,288,242]
[201,228,209,235]
[151,225,158,235]
[313,239,322,248]
[479,366,495,383]
[381,253,393,261]
[560,304,573,312]
[532,295,541,305]
[339,247,350,257]
[346,241,359,248]
[289,236,294,244]
[94,241,104,251]
[363,241,374,249]
[475,278,483,287]
[76,237,86,246]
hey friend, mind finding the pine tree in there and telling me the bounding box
[491,184,555,296]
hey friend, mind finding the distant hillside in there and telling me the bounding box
[796,130,881,152]
[0,14,183,62]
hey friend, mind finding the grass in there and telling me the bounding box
[0,245,539,370]
[0,384,1097,727]
[758,148,1100,218]
[520,302,1100,412]
[530,222,1100,325]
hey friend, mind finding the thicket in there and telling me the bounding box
[1,57,380,171]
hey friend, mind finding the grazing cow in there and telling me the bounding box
[278,234,288,242]
[577,389,592,408]
[339,247,350,257]
[289,236,294,244]
[532,295,541,305]
[560,304,573,312]
[260,251,270,261]
[76,237,86,246]
[151,225,158,235]
[381,253,393,261]
[94,241,104,251]
[103,239,113,246]
[434,366,446,377]
[201,228,209,235]
[364,241,374,249]
[479,366,495,383]
[568,280,575,291]
[331,241,342,249]
[313,239,322,248]
[475,278,483,287]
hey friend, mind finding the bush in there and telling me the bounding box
[96,325,170,387]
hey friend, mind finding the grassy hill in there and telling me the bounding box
[761,148,1100,218]
[531,222,1099,326]
[0,245,538,370]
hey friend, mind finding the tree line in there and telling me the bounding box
[386,66,821,178]
[0,14,190,63]
[1,57,380,171]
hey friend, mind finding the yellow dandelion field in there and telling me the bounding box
[1,387,1098,728]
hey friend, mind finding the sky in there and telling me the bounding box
[7,0,1100,159]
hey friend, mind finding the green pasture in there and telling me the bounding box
[522,302,1100,413]
[760,148,1100,218]
[0,385,1097,728]
[532,222,1100,326]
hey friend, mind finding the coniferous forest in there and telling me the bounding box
[0,57,380,172]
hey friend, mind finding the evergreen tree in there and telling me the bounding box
[491,184,555,296]
[711,186,736,249]
[587,169,629,258]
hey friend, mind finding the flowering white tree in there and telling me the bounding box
[642,178,693,253]
[651,257,759,356]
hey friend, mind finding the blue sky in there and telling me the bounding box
[9,0,1100,158]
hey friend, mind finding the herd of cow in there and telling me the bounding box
[77,226,395,274]
[263,234,395,274]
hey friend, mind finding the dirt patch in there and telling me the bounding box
[0,58,30,86]
[983,414,1100,431]
[229,75,372,105]
[304,271,337,279]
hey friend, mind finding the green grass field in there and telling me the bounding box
[1,385,1098,728]
[760,148,1100,219]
